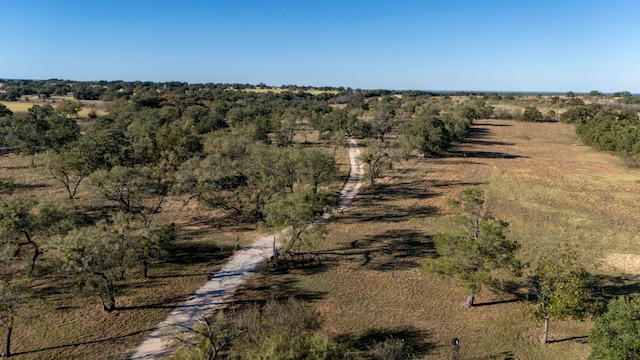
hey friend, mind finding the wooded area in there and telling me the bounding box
[1,79,640,358]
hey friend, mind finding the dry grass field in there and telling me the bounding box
[233,119,640,359]
[241,87,340,95]
[0,99,109,117]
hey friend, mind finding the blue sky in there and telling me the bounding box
[2,0,640,92]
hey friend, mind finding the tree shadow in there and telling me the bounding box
[13,182,49,189]
[335,327,434,358]
[164,241,234,266]
[228,273,328,310]
[473,350,516,360]
[472,297,522,307]
[444,122,526,159]
[344,204,439,224]
[547,335,588,344]
[176,213,256,238]
[597,273,640,300]
[480,122,513,127]
[12,329,149,356]
[448,150,527,159]
[318,229,437,272]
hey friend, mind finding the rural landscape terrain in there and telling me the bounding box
[1,79,640,359]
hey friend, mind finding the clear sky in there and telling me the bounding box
[2,0,640,92]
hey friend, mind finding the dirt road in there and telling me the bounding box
[130,139,363,359]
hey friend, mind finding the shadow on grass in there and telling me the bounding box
[448,150,527,159]
[547,335,588,344]
[480,122,513,127]
[443,123,526,159]
[335,327,434,358]
[597,274,640,299]
[345,204,439,224]
[12,329,149,356]
[318,229,437,272]
[176,213,255,238]
[229,274,328,310]
[474,350,516,360]
[472,297,522,307]
[164,241,234,266]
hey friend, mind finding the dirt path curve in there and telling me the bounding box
[130,139,363,359]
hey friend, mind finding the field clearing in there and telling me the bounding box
[0,100,109,117]
[233,119,640,359]
[241,87,340,95]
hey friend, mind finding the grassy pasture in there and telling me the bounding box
[233,119,640,359]
[241,87,340,95]
[0,100,109,117]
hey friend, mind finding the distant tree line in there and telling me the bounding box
[560,104,640,163]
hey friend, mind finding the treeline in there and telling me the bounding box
[559,104,640,163]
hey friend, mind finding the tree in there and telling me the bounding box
[7,112,48,155]
[45,145,92,199]
[297,149,338,193]
[175,133,287,221]
[529,245,600,344]
[133,221,176,277]
[0,196,41,274]
[0,195,76,274]
[0,104,12,118]
[51,225,124,312]
[90,166,167,213]
[521,106,544,122]
[274,113,298,147]
[264,188,338,255]
[589,296,640,359]
[172,311,242,360]
[424,188,522,308]
[7,107,79,155]
[0,245,27,358]
[359,140,391,186]
[56,100,83,118]
[371,111,394,142]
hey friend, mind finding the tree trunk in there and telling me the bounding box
[100,294,116,312]
[541,316,550,344]
[464,294,474,309]
[5,325,12,358]
[23,231,40,274]
[143,258,148,278]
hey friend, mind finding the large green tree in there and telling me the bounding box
[51,225,124,312]
[424,188,522,308]
[590,296,640,359]
[0,195,76,274]
[529,245,600,344]
[264,188,338,255]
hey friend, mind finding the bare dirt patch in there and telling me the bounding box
[604,253,640,274]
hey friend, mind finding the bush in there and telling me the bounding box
[589,297,640,360]
[368,337,415,360]
[520,106,543,122]
[230,298,344,359]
